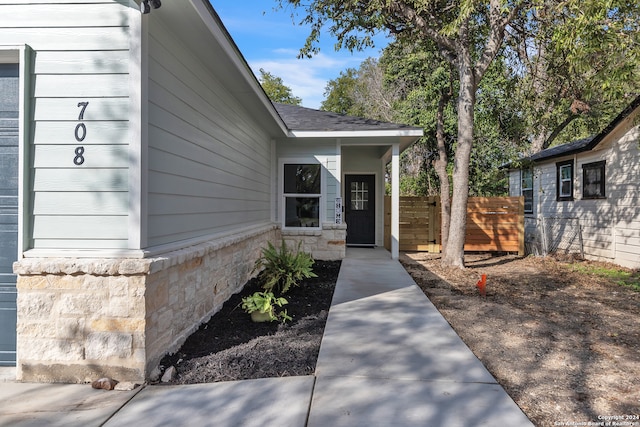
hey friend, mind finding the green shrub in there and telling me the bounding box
[241,291,291,323]
[254,240,317,295]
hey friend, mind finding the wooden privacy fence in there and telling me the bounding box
[384,196,524,255]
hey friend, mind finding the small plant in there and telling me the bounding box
[241,291,292,323]
[253,240,317,295]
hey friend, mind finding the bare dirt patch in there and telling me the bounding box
[401,252,640,427]
[158,260,340,384]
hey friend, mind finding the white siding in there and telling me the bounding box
[529,126,640,268]
[0,1,133,250]
[145,15,272,246]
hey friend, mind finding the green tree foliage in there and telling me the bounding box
[508,0,640,151]
[258,68,303,105]
[321,68,358,114]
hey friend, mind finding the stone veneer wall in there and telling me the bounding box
[281,223,347,260]
[13,224,280,383]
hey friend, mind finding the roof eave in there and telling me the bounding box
[289,129,423,138]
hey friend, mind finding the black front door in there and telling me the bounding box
[345,174,375,246]
[0,63,19,366]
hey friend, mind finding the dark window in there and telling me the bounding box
[283,164,321,228]
[556,160,574,201]
[521,169,533,214]
[583,161,606,199]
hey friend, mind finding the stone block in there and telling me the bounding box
[85,332,133,360]
[18,338,84,362]
[57,317,86,340]
[16,320,56,338]
[90,318,144,334]
[118,259,151,275]
[108,296,131,317]
[58,293,104,317]
[109,276,129,297]
[17,293,56,319]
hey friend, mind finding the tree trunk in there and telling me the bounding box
[434,90,451,254]
[441,58,476,268]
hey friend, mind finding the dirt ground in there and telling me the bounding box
[158,260,340,384]
[400,252,640,427]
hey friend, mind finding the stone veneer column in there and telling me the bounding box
[13,225,280,383]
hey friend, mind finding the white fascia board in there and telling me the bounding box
[289,129,424,138]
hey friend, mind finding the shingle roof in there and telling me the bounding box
[273,102,422,132]
[512,95,640,166]
[527,136,595,162]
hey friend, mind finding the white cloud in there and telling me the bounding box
[251,51,376,109]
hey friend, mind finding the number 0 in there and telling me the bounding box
[75,123,86,142]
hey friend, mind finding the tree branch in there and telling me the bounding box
[386,1,458,59]
[543,113,578,149]
[475,0,524,80]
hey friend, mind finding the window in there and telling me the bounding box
[350,181,369,211]
[521,169,533,214]
[283,163,321,228]
[583,161,606,199]
[556,160,574,201]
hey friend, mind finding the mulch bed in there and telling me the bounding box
[158,260,341,384]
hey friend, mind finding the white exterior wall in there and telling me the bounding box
[145,14,272,248]
[0,1,134,251]
[510,125,640,268]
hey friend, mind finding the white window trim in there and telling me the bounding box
[521,168,533,214]
[278,157,326,230]
[1,45,32,258]
[559,164,573,198]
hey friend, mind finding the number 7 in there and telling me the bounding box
[77,102,89,120]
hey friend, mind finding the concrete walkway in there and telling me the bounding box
[0,248,533,427]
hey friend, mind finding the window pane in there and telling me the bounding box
[561,180,571,196]
[561,165,572,180]
[284,197,319,227]
[583,162,605,198]
[522,170,533,189]
[350,181,369,211]
[523,189,533,213]
[284,164,320,194]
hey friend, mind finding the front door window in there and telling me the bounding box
[350,181,369,211]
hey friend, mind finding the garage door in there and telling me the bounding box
[0,63,19,366]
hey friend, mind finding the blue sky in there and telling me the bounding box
[210,1,389,109]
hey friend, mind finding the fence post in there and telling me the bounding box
[518,196,525,256]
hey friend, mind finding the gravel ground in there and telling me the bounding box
[401,252,640,427]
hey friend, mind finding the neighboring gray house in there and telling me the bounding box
[0,1,421,382]
[508,96,640,269]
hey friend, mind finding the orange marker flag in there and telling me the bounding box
[476,274,487,297]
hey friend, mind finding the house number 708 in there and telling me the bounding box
[74,101,89,165]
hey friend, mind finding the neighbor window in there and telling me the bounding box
[556,160,574,201]
[283,163,321,228]
[521,169,533,214]
[583,161,606,199]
